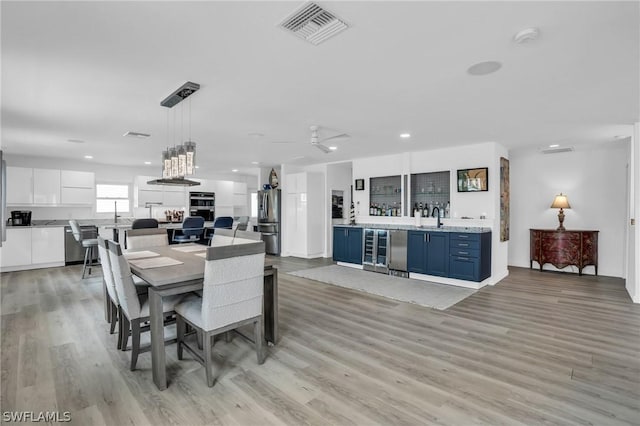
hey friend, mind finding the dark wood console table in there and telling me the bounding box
[530,229,599,276]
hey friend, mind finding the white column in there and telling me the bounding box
[627,122,640,302]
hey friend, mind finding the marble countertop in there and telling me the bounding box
[334,223,491,233]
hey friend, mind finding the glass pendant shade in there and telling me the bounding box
[170,147,179,178]
[162,149,171,178]
[184,141,196,175]
[177,144,187,177]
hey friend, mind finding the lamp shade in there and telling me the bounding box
[550,193,571,209]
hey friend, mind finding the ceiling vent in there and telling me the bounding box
[280,2,348,45]
[123,131,151,138]
[541,146,574,154]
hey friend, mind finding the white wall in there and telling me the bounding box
[627,123,640,301]
[509,142,628,278]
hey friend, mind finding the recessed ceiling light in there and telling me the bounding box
[144,161,151,165]
[123,131,151,138]
[467,61,502,76]
[232,169,238,172]
[329,146,337,151]
[251,161,260,165]
[400,133,411,139]
[248,132,264,138]
[195,165,200,169]
[67,138,85,144]
[514,27,540,44]
[549,144,559,148]
[84,155,93,159]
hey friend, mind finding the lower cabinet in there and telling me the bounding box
[407,230,449,277]
[0,227,65,271]
[333,227,363,264]
[448,232,492,282]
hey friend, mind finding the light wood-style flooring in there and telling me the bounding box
[1,258,639,425]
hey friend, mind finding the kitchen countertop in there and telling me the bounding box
[7,218,210,229]
[334,223,491,233]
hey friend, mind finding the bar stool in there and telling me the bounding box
[68,219,99,279]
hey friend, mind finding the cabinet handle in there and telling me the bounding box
[424,234,427,242]
[459,243,469,247]
[459,235,469,239]
[458,251,468,255]
[457,257,469,261]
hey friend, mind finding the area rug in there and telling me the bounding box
[287,265,476,310]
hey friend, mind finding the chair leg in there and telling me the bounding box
[82,247,90,279]
[255,317,264,365]
[196,330,203,350]
[224,331,232,343]
[176,316,186,360]
[130,319,141,371]
[109,300,118,335]
[204,332,214,387]
[121,314,130,352]
[117,307,124,350]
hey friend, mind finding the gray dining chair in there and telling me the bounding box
[174,241,266,387]
[97,237,120,337]
[69,219,99,279]
[234,230,262,241]
[107,240,184,370]
[125,228,169,250]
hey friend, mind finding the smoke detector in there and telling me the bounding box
[280,2,349,45]
[514,28,540,44]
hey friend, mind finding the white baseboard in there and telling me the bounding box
[1,261,65,273]
[408,272,485,289]
[336,262,364,270]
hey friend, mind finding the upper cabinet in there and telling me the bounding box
[134,176,186,208]
[6,167,34,205]
[7,167,93,206]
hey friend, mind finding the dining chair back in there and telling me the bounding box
[234,230,262,241]
[107,240,143,321]
[131,218,159,229]
[97,236,119,336]
[175,241,266,386]
[173,216,205,243]
[126,228,169,250]
[212,216,233,229]
[235,216,250,231]
[69,219,99,278]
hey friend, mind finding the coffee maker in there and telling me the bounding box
[10,211,32,226]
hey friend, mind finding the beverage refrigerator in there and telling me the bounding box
[257,188,281,255]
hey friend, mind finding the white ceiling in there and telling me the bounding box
[2,1,638,174]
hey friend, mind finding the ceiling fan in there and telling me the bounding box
[310,125,349,153]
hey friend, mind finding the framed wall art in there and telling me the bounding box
[457,167,488,192]
[355,179,365,191]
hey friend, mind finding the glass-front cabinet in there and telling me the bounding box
[369,175,401,216]
[410,171,450,218]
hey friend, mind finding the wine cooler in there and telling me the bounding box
[363,228,389,274]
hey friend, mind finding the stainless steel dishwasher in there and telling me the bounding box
[389,229,408,277]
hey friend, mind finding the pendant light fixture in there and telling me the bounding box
[148,82,201,186]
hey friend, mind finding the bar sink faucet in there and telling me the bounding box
[432,206,442,228]
[114,201,120,224]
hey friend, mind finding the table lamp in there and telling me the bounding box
[550,193,571,231]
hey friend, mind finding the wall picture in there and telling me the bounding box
[457,167,488,192]
[500,157,510,241]
[355,179,365,191]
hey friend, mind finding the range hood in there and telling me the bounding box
[147,177,201,187]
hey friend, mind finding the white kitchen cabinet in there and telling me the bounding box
[137,189,164,207]
[6,167,33,205]
[163,190,186,207]
[61,170,94,188]
[31,227,65,264]
[284,172,323,258]
[33,169,61,205]
[216,181,234,206]
[60,170,94,204]
[0,228,32,268]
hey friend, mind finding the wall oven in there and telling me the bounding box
[189,192,215,221]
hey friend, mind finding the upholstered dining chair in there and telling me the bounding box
[97,237,120,337]
[172,216,205,244]
[234,230,262,241]
[125,228,169,250]
[131,218,159,229]
[174,241,266,387]
[106,240,184,370]
[212,216,234,229]
[69,219,99,279]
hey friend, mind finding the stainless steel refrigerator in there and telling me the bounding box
[258,188,281,255]
[0,150,6,247]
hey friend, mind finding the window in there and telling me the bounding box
[96,184,130,213]
[250,192,258,217]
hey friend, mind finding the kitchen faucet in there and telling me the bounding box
[432,206,442,228]
[114,201,120,223]
[145,202,163,219]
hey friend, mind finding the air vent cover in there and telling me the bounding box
[541,146,574,154]
[280,2,348,45]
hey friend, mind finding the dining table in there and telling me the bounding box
[126,240,278,391]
